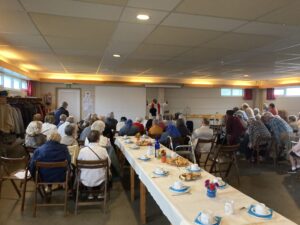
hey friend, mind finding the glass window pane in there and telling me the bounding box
[21,81,28,89]
[274,89,285,96]
[221,88,231,96]
[286,88,300,96]
[232,89,243,96]
[4,76,12,88]
[0,74,2,85]
[13,79,20,89]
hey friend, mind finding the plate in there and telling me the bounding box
[153,170,168,176]
[125,140,133,144]
[194,212,222,225]
[179,173,201,181]
[138,157,150,161]
[169,185,190,193]
[248,205,273,219]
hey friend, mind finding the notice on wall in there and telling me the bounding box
[83,91,94,119]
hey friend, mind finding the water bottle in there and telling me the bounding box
[154,137,160,158]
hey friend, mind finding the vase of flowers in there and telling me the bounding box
[205,179,218,198]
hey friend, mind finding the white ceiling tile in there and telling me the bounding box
[21,0,123,21]
[162,13,247,32]
[127,0,181,11]
[0,33,49,49]
[30,13,117,39]
[0,0,24,11]
[74,0,128,6]
[258,1,300,26]
[120,7,168,25]
[175,0,294,20]
[0,11,39,35]
[111,22,156,43]
[236,22,300,37]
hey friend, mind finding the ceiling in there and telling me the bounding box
[1,0,300,85]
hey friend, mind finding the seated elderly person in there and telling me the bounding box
[226,110,246,145]
[192,118,214,164]
[247,118,271,161]
[25,121,47,148]
[262,112,293,156]
[159,124,181,146]
[61,124,78,146]
[288,115,298,133]
[77,130,111,199]
[253,108,261,120]
[29,132,71,186]
[57,114,67,128]
[116,117,127,132]
[58,116,77,138]
[148,119,163,138]
[288,139,300,173]
[119,119,139,136]
[41,114,57,139]
[84,120,111,147]
[79,114,98,141]
[105,112,118,131]
[242,103,255,119]
[33,113,43,122]
[176,118,191,137]
[133,117,145,134]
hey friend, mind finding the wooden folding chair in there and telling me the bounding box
[253,136,272,164]
[194,137,217,167]
[33,160,69,217]
[75,159,109,215]
[0,156,30,211]
[207,144,240,184]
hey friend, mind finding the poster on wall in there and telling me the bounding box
[83,90,94,119]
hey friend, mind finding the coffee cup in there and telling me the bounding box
[155,167,164,175]
[190,163,199,170]
[255,203,268,215]
[224,200,234,215]
[140,155,148,160]
[199,210,214,225]
[173,181,183,190]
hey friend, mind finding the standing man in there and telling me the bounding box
[54,101,69,125]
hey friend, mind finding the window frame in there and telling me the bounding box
[221,88,243,97]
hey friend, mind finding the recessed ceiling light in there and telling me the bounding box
[113,54,121,58]
[137,14,150,21]
[243,74,249,77]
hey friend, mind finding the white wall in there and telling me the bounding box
[95,86,146,121]
[165,87,254,115]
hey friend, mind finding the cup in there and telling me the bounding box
[255,203,268,215]
[155,167,164,175]
[199,210,214,225]
[173,181,183,190]
[171,152,177,158]
[224,200,235,215]
[147,145,153,156]
[190,163,199,170]
[140,155,148,160]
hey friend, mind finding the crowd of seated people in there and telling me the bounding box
[22,100,300,203]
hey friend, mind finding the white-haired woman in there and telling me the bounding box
[84,120,111,148]
[25,121,47,148]
[242,103,255,119]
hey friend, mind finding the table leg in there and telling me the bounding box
[140,182,146,225]
[130,166,135,202]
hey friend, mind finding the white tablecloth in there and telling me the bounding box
[115,137,296,225]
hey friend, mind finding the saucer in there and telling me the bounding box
[186,166,201,172]
[153,170,168,176]
[169,185,190,193]
[248,205,273,219]
[138,157,150,161]
[125,140,133,144]
[194,212,221,225]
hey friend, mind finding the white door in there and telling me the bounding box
[57,88,81,122]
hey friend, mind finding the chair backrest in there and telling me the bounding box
[35,160,68,169]
[68,145,80,165]
[186,121,194,133]
[0,156,28,177]
[76,158,108,169]
[218,144,240,153]
[167,136,186,150]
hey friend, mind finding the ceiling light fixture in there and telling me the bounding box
[137,14,150,21]
[243,74,249,77]
[113,54,121,58]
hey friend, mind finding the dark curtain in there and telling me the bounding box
[266,88,275,100]
[243,89,253,100]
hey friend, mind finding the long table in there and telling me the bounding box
[115,136,296,225]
